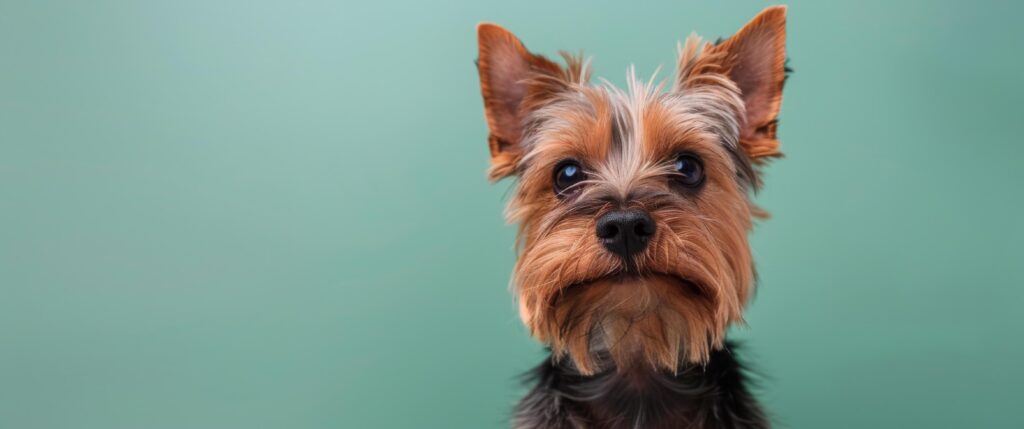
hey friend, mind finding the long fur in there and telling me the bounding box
[513,342,769,429]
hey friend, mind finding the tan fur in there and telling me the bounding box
[477,6,788,375]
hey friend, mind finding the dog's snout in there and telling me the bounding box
[595,210,655,259]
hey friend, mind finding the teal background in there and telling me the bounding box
[2,1,1022,428]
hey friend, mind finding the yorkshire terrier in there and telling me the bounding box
[475,5,788,429]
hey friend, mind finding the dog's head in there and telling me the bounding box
[477,6,787,374]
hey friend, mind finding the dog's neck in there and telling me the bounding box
[513,341,769,429]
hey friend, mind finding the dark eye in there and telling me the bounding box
[672,154,704,187]
[554,161,586,195]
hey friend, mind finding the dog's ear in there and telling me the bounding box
[680,6,787,161]
[477,23,568,180]
[715,6,787,160]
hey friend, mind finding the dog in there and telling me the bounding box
[475,6,788,428]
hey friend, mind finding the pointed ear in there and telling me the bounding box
[476,23,566,180]
[711,6,788,160]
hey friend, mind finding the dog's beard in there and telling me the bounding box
[514,208,754,375]
[533,274,721,375]
[512,181,757,375]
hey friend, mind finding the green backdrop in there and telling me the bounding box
[2,1,1022,428]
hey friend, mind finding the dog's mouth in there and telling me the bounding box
[551,272,707,305]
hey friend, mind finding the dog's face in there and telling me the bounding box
[477,7,787,374]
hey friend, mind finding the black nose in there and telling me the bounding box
[595,210,655,259]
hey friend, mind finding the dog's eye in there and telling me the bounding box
[672,154,704,187]
[554,161,586,195]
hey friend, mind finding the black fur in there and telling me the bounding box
[513,341,769,429]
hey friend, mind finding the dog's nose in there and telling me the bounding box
[595,210,655,259]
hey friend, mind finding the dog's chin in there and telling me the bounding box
[540,273,719,375]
